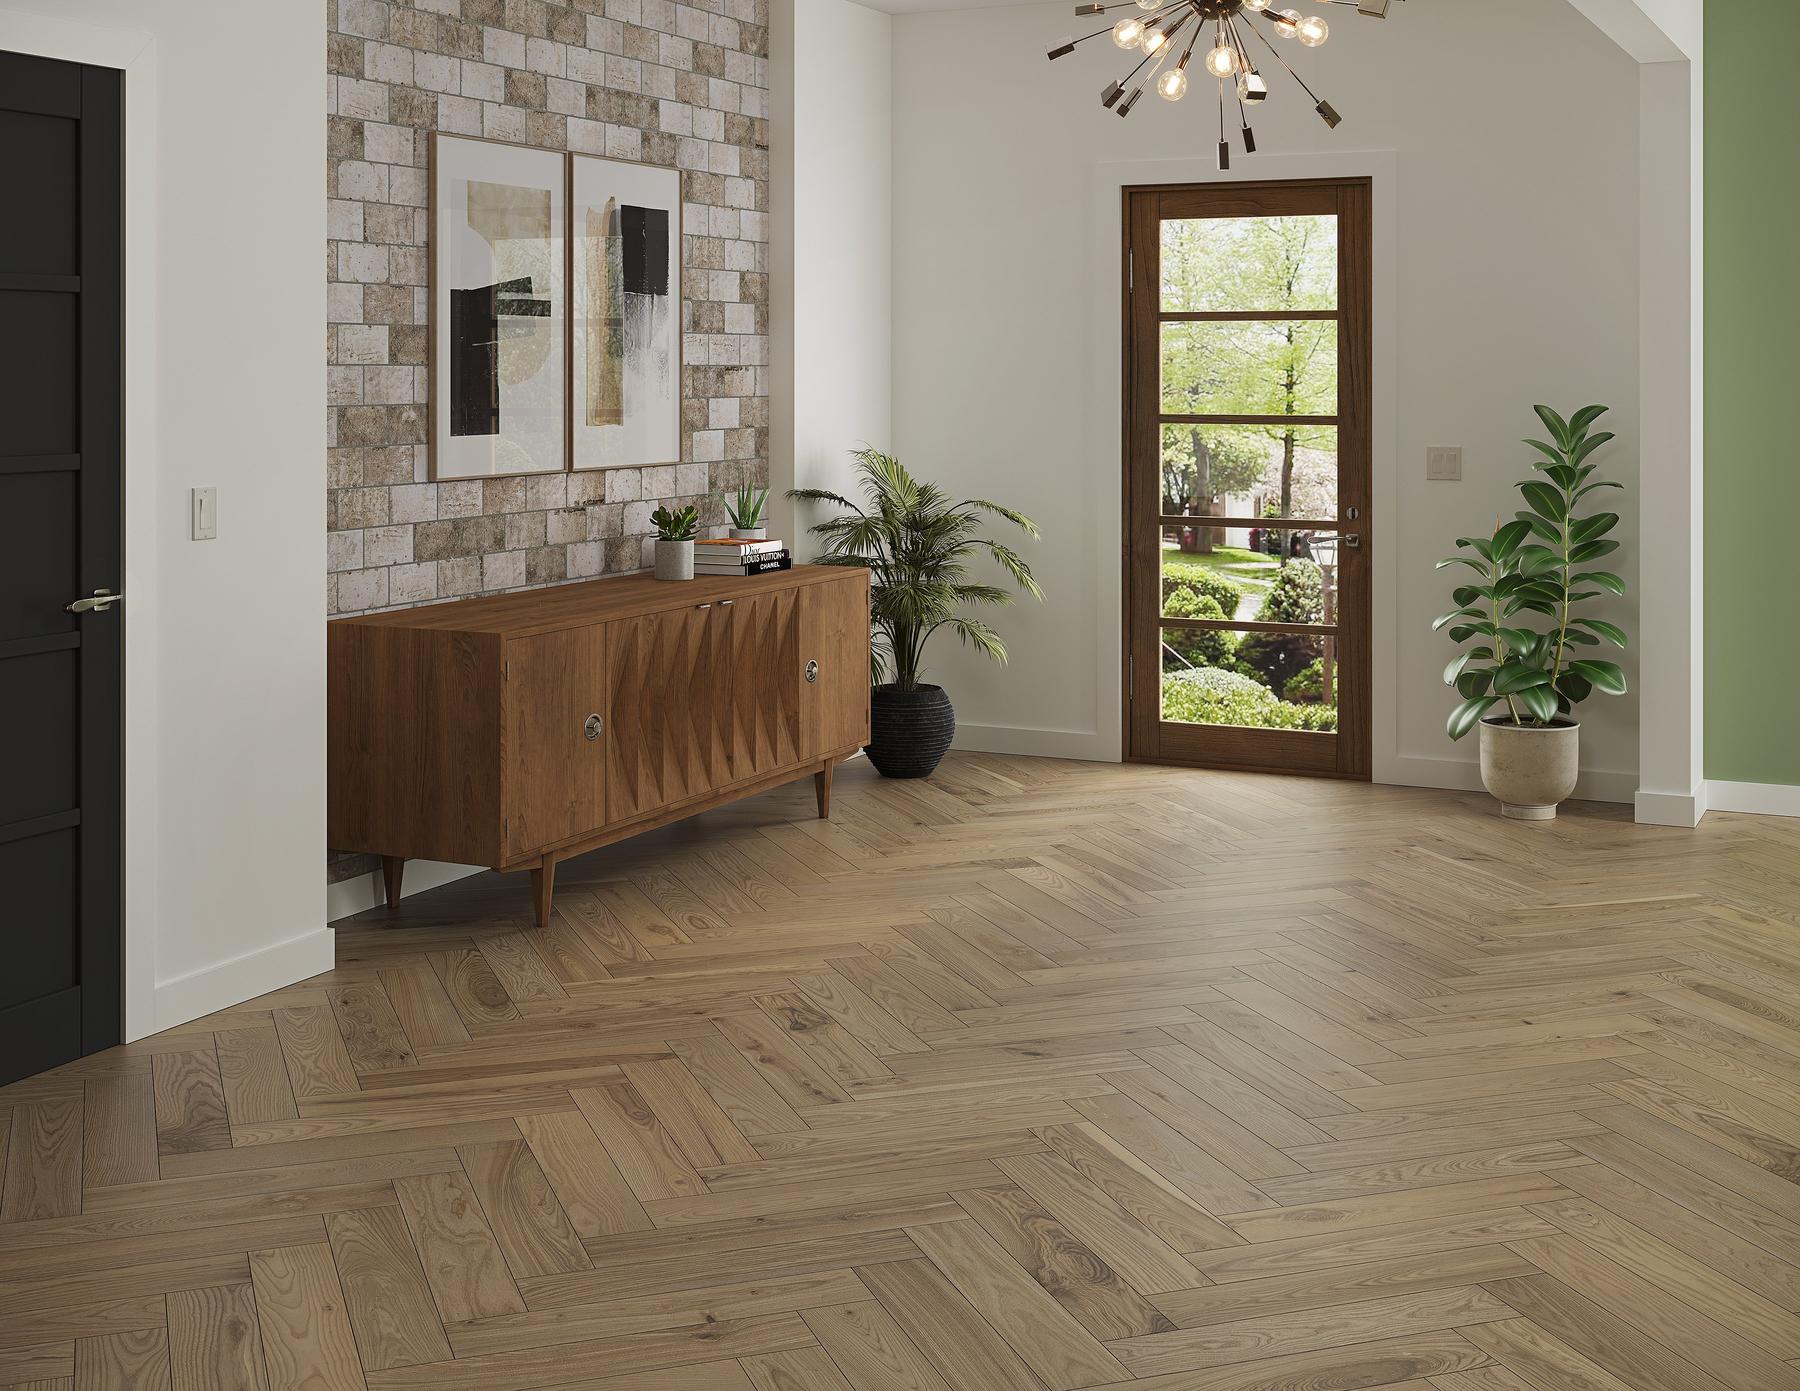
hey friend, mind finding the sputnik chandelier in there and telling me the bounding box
[1047,0,1400,168]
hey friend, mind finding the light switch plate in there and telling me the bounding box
[191,487,218,540]
[1426,446,1463,482]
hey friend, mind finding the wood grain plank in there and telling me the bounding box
[324,1206,453,1372]
[906,1219,1128,1389]
[247,1243,367,1391]
[166,1284,271,1391]
[1,1097,83,1223]
[392,1170,526,1323]
[457,1137,590,1278]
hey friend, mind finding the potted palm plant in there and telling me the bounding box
[1435,404,1630,819]
[725,484,769,540]
[790,449,1042,778]
[651,503,698,581]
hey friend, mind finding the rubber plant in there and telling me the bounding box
[1435,404,1630,740]
[789,448,1042,690]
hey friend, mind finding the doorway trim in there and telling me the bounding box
[0,9,159,1040]
[1085,148,1400,772]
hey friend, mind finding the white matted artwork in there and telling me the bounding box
[430,134,568,479]
[571,154,682,471]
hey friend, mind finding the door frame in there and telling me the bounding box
[1116,173,1368,777]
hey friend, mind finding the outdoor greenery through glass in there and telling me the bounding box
[1435,404,1630,740]
[1157,213,1342,732]
[790,449,1042,693]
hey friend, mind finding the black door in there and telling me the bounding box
[0,51,123,1086]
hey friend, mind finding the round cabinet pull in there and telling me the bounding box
[584,713,603,741]
[805,660,819,684]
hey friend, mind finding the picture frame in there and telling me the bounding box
[570,152,684,472]
[428,133,570,481]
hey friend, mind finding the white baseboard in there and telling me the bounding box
[1379,753,1636,806]
[152,927,335,1033]
[1636,781,1708,827]
[327,859,487,924]
[1706,779,1800,819]
[951,722,1119,763]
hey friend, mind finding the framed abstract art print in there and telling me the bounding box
[430,134,568,479]
[570,153,682,471]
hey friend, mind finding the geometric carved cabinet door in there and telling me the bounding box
[505,625,608,858]
[606,604,731,824]
[727,587,802,783]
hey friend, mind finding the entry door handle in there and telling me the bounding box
[1310,532,1361,549]
[67,588,123,614]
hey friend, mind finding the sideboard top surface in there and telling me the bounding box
[330,563,861,638]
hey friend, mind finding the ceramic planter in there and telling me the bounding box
[730,526,768,540]
[866,684,955,779]
[654,538,694,581]
[1479,717,1579,820]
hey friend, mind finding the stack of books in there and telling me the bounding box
[694,537,792,575]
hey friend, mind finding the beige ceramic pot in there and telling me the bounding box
[1478,717,1579,820]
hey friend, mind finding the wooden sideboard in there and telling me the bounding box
[328,564,871,926]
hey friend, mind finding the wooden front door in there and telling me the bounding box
[1124,179,1371,777]
[0,52,124,1085]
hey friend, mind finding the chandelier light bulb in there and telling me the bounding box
[1135,0,1167,10]
[1112,16,1146,47]
[1157,67,1188,100]
[1242,0,1271,8]
[1141,27,1170,55]
[1272,8,1300,37]
[1204,45,1238,77]
[1297,14,1329,44]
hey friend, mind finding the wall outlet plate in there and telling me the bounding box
[191,486,218,540]
[1426,447,1463,482]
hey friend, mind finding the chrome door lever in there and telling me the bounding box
[67,589,123,614]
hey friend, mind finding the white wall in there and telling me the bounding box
[889,0,1644,794]
[769,0,893,554]
[0,2,327,1036]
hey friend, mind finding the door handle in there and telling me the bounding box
[67,588,123,614]
[584,713,603,741]
[1309,532,1361,549]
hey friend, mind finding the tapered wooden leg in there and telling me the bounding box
[381,856,404,910]
[814,760,833,819]
[530,858,557,929]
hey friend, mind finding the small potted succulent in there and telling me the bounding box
[651,503,699,581]
[1435,404,1630,819]
[725,484,769,540]
[791,449,1042,779]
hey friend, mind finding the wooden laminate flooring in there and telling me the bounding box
[5,753,1800,1391]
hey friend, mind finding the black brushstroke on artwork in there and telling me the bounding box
[450,284,499,437]
[620,205,669,298]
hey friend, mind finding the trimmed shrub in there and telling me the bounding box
[1285,658,1327,704]
[1161,561,1244,620]
[1162,591,1238,671]
[1239,558,1324,693]
[1160,668,1338,732]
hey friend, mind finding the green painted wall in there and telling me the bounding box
[1706,11,1800,787]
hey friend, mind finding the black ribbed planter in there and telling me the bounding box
[866,683,955,779]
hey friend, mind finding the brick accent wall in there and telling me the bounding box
[325,0,770,620]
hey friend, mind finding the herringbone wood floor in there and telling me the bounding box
[5,754,1800,1391]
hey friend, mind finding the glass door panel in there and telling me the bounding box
[1127,180,1371,777]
